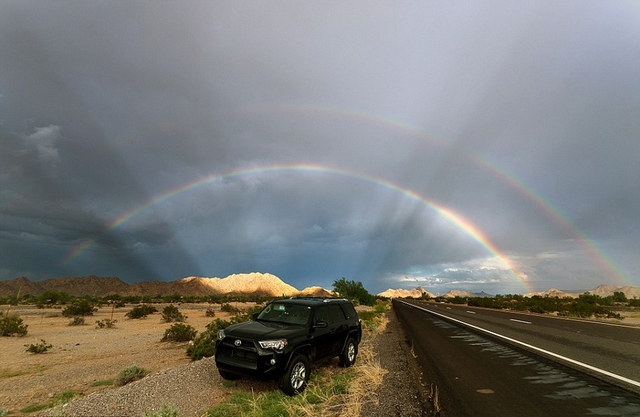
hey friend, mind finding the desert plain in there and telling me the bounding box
[1,302,247,415]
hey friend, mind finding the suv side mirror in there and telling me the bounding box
[314,320,328,328]
[252,312,259,320]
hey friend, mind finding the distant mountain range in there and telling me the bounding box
[0,273,333,298]
[378,284,640,299]
[1,273,638,300]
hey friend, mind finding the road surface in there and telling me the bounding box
[394,299,640,417]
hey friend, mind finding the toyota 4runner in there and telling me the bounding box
[215,297,362,395]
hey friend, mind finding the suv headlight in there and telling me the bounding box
[217,329,226,340]
[259,339,288,352]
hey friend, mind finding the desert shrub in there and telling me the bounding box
[220,303,240,313]
[68,316,85,326]
[186,318,232,360]
[141,402,180,417]
[0,314,28,336]
[205,308,216,317]
[95,319,117,328]
[161,305,187,322]
[19,390,79,414]
[62,300,95,317]
[25,339,52,354]
[0,408,8,417]
[125,304,158,319]
[114,365,146,386]
[162,323,197,342]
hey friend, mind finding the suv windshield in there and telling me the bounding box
[256,303,311,325]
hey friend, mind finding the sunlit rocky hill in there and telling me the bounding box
[0,273,332,298]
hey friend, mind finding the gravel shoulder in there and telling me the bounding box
[361,307,434,417]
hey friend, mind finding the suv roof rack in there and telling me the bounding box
[287,296,347,302]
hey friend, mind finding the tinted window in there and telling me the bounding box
[315,306,329,323]
[340,303,357,319]
[257,303,310,325]
[328,304,346,323]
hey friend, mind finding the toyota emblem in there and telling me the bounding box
[234,339,242,347]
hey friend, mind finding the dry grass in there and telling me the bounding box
[345,314,389,416]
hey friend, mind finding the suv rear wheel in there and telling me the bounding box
[280,354,310,396]
[339,337,357,367]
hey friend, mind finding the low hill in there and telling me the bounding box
[0,273,301,298]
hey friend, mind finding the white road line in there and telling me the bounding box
[466,310,476,314]
[510,318,532,325]
[400,300,640,390]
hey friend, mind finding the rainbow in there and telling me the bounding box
[249,103,630,286]
[62,163,532,291]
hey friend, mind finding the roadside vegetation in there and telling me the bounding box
[422,291,638,320]
[205,299,389,417]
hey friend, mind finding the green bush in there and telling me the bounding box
[333,278,376,306]
[162,323,197,342]
[62,300,96,317]
[141,402,180,417]
[125,304,158,319]
[161,305,187,322]
[95,319,117,328]
[0,314,28,336]
[187,318,231,360]
[220,303,240,313]
[114,365,146,386]
[25,339,52,354]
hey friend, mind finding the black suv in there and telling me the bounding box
[215,298,362,395]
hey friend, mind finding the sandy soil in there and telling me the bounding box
[0,302,246,415]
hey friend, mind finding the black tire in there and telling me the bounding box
[280,354,310,396]
[339,337,358,367]
[218,369,241,380]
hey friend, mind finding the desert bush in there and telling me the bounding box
[186,318,232,360]
[205,308,216,317]
[115,365,147,386]
[0,314,28,336]
[25,339,52,354]
[62,300,95,317]
[95,319,117,328]
[0,408,8,417]
[141,402,180,417]
[161,305,187,322]
[125,304,158,319]
[220,303,240,313]
[68,316,85,326]
[162,323,197,342]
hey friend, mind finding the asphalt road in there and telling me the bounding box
[393,300,640,417]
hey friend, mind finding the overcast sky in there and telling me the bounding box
[1,1,639,295]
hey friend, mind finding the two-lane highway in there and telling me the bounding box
[394,300,640,417]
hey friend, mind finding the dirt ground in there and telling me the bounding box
[0,302,246,415]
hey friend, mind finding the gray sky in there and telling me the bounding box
[1,1,639,294]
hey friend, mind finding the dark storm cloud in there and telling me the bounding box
[1,1,639,293]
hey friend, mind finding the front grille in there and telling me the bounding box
[218,346,259,364]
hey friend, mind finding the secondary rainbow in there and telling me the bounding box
[251,103,629,286]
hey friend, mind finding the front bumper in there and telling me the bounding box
[215,337,289,380]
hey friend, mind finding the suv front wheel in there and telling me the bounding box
[280,354,310,396]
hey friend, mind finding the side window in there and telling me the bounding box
[341,303,357,319]
[328,304,346,323]
[315,306,329,324]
